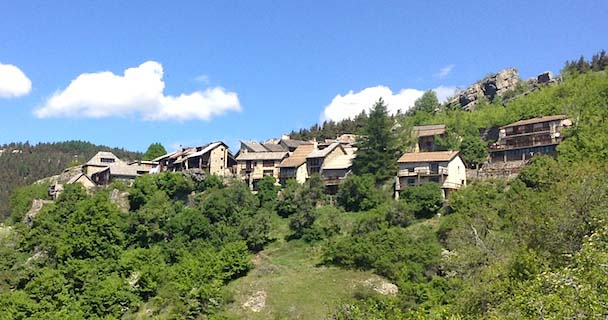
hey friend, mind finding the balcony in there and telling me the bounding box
[323,176,346,186]
[398,167,448,177]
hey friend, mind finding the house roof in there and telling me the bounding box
[280,139,311,149]
[278,144,316,168]
[67,173,94,185]
[262,143,287,152]
[322,154,355,170]
[398,151,460,163]
[109,164,148,176]
[152,151,178,162]
[241,141,268,153]
[236,151,288,161]
[128,160,158,166]
[307,142,342,159]
[500,115,569,129]
[86,151,124,166]
[184,142,226,160]
[413,124,446,137]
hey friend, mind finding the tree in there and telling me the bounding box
[353,99,400,182]
[257,175,280,208]
[459,135,488,168]
[401,183,443,219]
[142,143,167,161]
[409,90,439,115]
[337,175,383,212]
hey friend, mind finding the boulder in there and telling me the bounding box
[537,71,553,84]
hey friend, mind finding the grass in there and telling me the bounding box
[221,218,380,320]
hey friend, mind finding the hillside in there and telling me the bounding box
[1,54,608,319]
[0,141,141,220]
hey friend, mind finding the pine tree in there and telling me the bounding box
[352,98,399,182]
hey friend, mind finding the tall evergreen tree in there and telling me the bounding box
[352,98,399,182]
[142,143,167,161]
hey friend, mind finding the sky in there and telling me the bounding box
[1,1,606,152]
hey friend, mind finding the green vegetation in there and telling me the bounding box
[0,140,141,220]
[353,98,400,182]
[142,142,167,161]
[2,52,608,319]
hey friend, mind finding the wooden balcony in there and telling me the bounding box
[398,167,448,177]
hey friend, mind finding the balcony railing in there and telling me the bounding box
[323,176,346,185]
[490,139,559,151]
[398,167,448,176]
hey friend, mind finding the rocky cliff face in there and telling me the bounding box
[450,68,521,110]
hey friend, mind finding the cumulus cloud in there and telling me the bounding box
[0,62,32,98]
[435,64,455,79]
[321,85,460,122]
[34,61,241,121]
[433,85,459,102]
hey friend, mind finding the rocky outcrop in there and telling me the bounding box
[23,199,53,227]
[110,189,130,212]
[450,68,521,110]
[35,165,84,186]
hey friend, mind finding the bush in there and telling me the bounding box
[337,175,383,212]
[400,183,443,219]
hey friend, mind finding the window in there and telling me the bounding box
[430,177,440,183]
[263,160,274,167]
[407,178,416,185]
[100,158,115,163]
[263,169,273,176]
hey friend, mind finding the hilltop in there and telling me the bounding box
[0,141,141,220]
[1,51,608,319]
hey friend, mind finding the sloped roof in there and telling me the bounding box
[153,150,178,162]
[67,173,94,185]
[413,124,446,137]
[322,154,355,170]
[263,143,287,152]
[280,139,311,149]
[398,151,460,163]
[86,151,124,166]
[184,142,226,160]
[109,164,148,176]
[278,144,315,168]
[307,142,342,159]
[236,151,288,161]
[500,115,569,129]
[241,141,268,152]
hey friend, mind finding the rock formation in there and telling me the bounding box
[450,68,521,110]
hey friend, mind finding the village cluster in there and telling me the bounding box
[51,114,572,199]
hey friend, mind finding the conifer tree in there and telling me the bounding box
[352,98,399,182]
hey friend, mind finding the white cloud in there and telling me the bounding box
[435,64,455,79]
[321,85,459,122]
[0,62,32,98]
[34,61,241,121]
[433,85,459,102]
[195,74,210,84]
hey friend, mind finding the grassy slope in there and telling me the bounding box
[222,217,380,320]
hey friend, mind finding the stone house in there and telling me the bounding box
[277,143,315,185]
[413,124,447,152]
[320,153,355,194]
[153,142,235,176]
[306,142,347,176]
[236,151,288,190]
[395,151,466,199]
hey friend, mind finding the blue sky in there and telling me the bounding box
[0,1,606,152]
